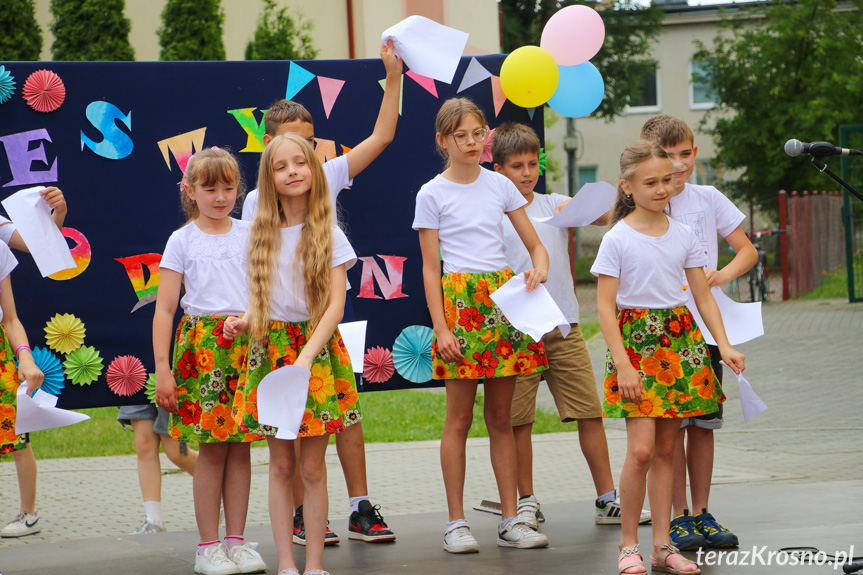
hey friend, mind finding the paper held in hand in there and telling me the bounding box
[2,186,75,277]
[256,365,311,440]
[381,16,469,84]
[532,181,616,228]
[489,273,570,342]
[15,384,90,434]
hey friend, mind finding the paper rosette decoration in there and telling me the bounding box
[0,66,15,104]
[63,345,103,385]
[106,355,147,397]
[44,313,85,354]
[23,69,66,112]
[363,346,395,384]
[146,373,157,404]
[28,347,65,397]
[392,325,434,383]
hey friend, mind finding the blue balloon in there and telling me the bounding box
[547,62,605,118]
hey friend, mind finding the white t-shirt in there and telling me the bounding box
[241,154,352,221]
[502,192,579,323]
[270,224,357,322]
[591,216,707,310]
[412,168,527,274]
[0,242,18,323]
[0,216,17,246]
[669,183,745,269]
[159,219,249,317]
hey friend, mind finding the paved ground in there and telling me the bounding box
[1,297,862,574]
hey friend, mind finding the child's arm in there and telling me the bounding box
[7,187,68,254]
[596,274,641,403]
[343,40,402,180]
[153,269,182,414]
[294,264,348,370]
[506,207,548,291]
[418,228,463,363]
[0,276,43,391]
[552,199,609,226]
[685,266,745,374]
[705,226,757,287]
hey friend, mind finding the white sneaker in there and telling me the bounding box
[517,496,541,530]
[443,519,480,553]
[195,543,240,575]
[595,496,652,525]
[132,517,166,534]
[497,517,549,549]
[0,511,41,538]
[226,542,267,574]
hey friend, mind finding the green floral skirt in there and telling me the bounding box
[234,320,360,438]
[170,315,264,443]
[602,307,725,418]
[432,269,548,380]
[0,325,28,454]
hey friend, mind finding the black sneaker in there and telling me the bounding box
[292,504,340,546]
[669,509,708,550]
[694,508,739,548]
[347,500,396,543]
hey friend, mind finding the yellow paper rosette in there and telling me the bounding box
[63,345,103,385]
[44,313,86,354]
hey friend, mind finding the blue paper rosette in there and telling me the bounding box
[391,325,434,383]
[0,65,15,104]
[27,347,66,396]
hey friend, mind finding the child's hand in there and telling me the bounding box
[381,40,402,77]
[554,198,571,215]
[435,329,464,363]
[155,371,179,414]
[704,268,730,288]
[616,364,643,404]
[523,268,547,292]
[17,355,43,393]
[41,186,67,217]
[719,346,745,375]
[224,316,248,340]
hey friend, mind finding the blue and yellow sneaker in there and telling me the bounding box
[694,508,739,548]
[669,509,708,550]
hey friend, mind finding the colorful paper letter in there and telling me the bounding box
[227,108,266,152]
[115,254,162,312]
[49,227,91,281]
[357,255,408,300]
[0,129,58,187]
[80,101,133,160]
[157,128,206,173]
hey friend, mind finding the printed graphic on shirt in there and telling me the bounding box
[681,212,708,246]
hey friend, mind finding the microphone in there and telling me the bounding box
[784,139,863,157]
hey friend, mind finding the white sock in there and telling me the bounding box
[349,495,369,514]
[143,501,163,526]
[598,489,617,505]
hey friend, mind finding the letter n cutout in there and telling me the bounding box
[357,255,407,300]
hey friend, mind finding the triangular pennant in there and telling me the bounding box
[406,70,438,98]
[379,74,404,116]
[457,57,492,93]
[286,61,316,100]
[490,75,507,117]
[527,107,536,120]
[317,76,346,119]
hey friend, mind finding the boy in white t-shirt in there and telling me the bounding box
[494,123,650,528]
[241,41,402,546]
[641,115,757,550]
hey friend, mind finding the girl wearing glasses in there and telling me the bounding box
[412,97,550,553]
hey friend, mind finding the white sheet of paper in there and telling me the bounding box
[721,362,767,422]
[256,365,311,440]
[382,16,469,84]
[338,320,367,374]
[532,182,616,228]
[686,287,764,346]
[2,186,75,277]
[489,273,570,342]
[15,384,90,434]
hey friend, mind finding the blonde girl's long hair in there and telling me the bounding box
[610,140,670,225]
[247,134,333,338]
[180,147,245,223]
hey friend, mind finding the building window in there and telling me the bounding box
[690,60,715,110]
[626,63,660,114]
[578,166,597,185]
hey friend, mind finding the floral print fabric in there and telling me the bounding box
[234,321,359,438]
[602,307,725,418]
[432,269,548,380]
[0,326,28,454]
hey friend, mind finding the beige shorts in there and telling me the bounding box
[511,324,603,426]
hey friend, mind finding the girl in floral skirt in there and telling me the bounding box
[224,133,357,575]
[591,140,745,575]
[413,97,550,553]
[154,148,267,575]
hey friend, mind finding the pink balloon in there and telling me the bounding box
[540,5,605,67]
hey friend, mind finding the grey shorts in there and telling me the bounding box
[681,344,724,430]
[117,404,170,436]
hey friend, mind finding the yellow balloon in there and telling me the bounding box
[500,46,560,108]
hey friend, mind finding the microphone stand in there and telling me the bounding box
[810,157,863,202]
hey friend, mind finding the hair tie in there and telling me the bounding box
[178,146,221,190]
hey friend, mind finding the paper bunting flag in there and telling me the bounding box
[527,107,536,120]
[146,373,157,403]
[363,347,394,384]
[490,76,507,117]
[457,57,492,93]
[0,66,15,104]
[317,76,345,119]
[28,347,65,397]
[406,70,438,98]
[44,313,85,355]
[539,148,547,176]
[63,345,103,386]
[378,74,404,116]
[392,325,434,384]
[106,355,147,397]
[286,61,316,100]
[23,69,66,113]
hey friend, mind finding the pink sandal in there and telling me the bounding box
[618,544,646,574]
[651,543,701,574]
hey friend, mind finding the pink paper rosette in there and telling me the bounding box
[363,346,394,384]
[106,355,147,397]
[23,69,66,113]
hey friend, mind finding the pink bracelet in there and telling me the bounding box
[15,345,31,359]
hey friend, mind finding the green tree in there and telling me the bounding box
[0,0,43,60]
[158,0,225,61]
[245,0,318,61]
[500,0,663,120]
[50,0,134,61]
[695,0,863,211]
